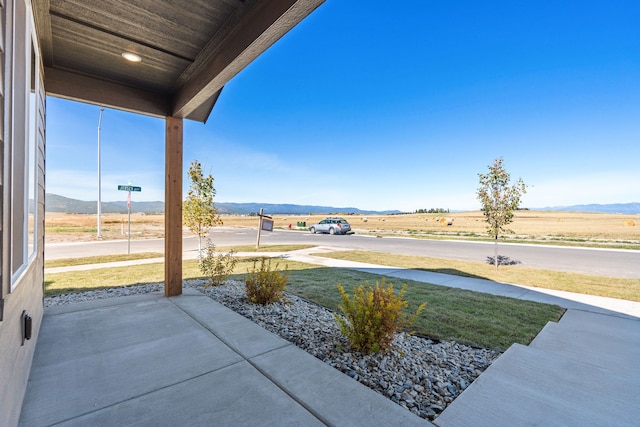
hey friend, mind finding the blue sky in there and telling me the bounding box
[47,0,640,212]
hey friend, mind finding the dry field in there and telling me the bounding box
[45,213,166,242]
[255,211,640,241]
[45,210,640,247]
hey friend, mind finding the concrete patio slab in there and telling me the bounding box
[20,288,430,426]
[19,293,244,426]
[56,362,325,427]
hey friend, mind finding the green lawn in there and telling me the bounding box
[45,256,564,351]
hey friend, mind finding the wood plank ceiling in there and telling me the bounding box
[32,0,324,122]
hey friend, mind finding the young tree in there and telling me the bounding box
[477,157,527,271]
[183,161,222,253]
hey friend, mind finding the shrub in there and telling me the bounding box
[198,240,238,287]
[335,278,426,354]
[245,258,288,305]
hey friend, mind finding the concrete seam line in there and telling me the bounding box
[165,295,332,426]
[244,355,333,427]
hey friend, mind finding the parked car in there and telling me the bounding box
[309,217,352,235]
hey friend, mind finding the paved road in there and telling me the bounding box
[45,227,640,278]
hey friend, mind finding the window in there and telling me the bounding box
[10,0,39,288]
[28,41,36,257]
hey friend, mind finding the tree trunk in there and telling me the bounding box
[494,235,499,272]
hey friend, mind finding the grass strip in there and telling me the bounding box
[45,252,164,268]
[45,245,315,268]
[313,250,640,302]
[45,257,563,350]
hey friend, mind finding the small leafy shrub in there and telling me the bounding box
[199,240,238,287]
[335,278,426,354]
[245,258,288,305]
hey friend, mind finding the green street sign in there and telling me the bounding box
[118,185,141,192]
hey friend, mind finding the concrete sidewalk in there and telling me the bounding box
[20,288,430,426]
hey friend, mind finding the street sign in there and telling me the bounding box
[117,184,141,254]
[118,185,141,192]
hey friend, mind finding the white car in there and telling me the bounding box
[309,217,352,235]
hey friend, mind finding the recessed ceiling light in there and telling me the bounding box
[121,52,142,62]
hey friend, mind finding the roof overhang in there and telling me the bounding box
[33,0,324,122]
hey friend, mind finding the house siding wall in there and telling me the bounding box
[0,261,44,427]
[0,0,46,425]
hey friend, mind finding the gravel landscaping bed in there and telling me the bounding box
[46,280,502,421]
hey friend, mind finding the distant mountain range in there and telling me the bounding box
[45,194,640,215]
[215,202,401,215]
[46,194,165,214]
[536,202,640,215]
[44,194,402,215]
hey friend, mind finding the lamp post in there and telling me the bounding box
[97,107,104,240]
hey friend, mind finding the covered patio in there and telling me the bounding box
[33,0,325,296]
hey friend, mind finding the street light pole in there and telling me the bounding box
[97,107,104,240]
